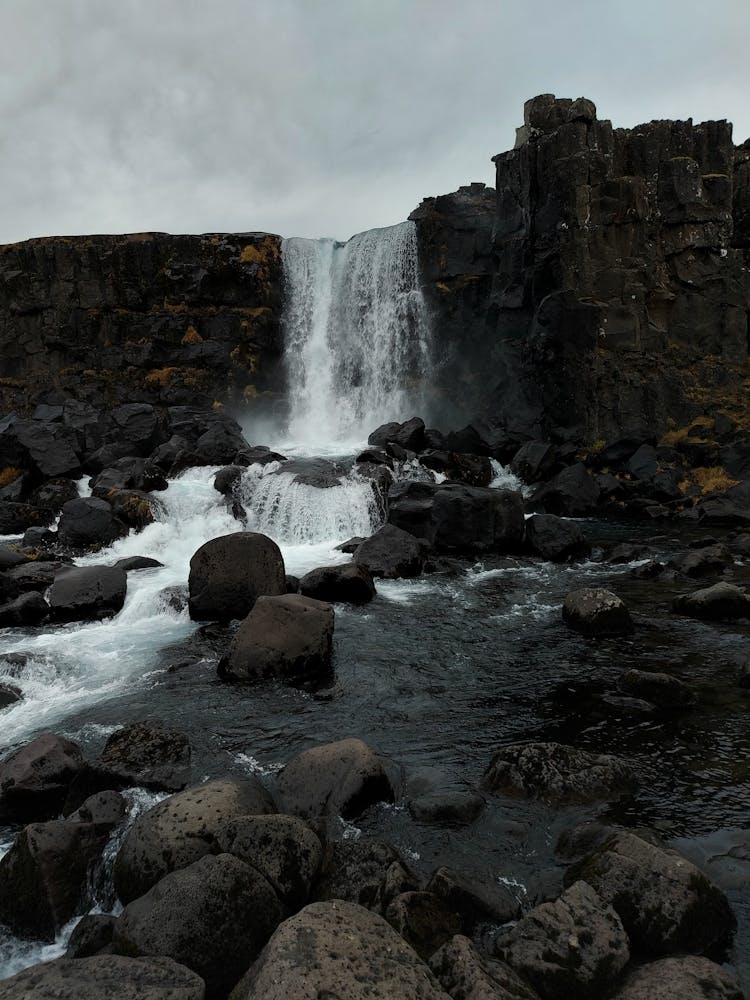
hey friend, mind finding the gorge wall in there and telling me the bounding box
[412,94,750,448]
[0,232,283,415]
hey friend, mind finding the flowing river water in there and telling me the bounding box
[0,223,749,987]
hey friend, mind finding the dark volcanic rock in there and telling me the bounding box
[482,742,635,806]
[313,839,418,913]
[531,464,600,517]
[277,738,394,821]
[0,590,49,626]
[97,720,192,791]
[525,513,590,562]
[299,563,376,604]
[65,913,118,958]
[619,668,696,708]
[0,733,86,822]
[57,496,126,549]
[219,593,334,686]
[0,682,23,708]
[430,935,541,1000]
[562,587,634,636]
[354,523,426,578]
[188,531,286,621]
[385,890,461,960]
[673,581,750,621]
[426,865,520,930]
[49,565,127,622]
[611,955,744,999]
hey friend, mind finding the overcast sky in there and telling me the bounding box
[1,0,747,245]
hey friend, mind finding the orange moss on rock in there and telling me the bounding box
[0,467,22,488]
[181,325,203,345]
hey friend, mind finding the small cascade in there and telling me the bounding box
[282,221,432,448]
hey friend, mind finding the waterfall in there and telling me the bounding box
[282,221,432,448]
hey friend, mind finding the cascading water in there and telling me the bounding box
[282,221,432,449]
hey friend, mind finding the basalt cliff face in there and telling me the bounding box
[412,94,750,448]
[0,232,283,415]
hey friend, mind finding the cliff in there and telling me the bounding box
[0,232,284,415]
[412,95,750,449]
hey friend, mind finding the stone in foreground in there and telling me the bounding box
[611,955,743,999]
[188,531,285,621]
[49,565,127,622]
[562,587,633,636]
[482,742,635,805]
[0,732,86,822]
[0,955,205,999]
[228,900,450,999]
[430,934,541,1000]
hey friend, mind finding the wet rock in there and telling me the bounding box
[0,818,109,939]
[426,866,520,930]
[65,913,117,958]
[495,881,629,1000]
[619,668,697,708]
[113,555,164,571]
[108,403,160,454]
[67,789,128,829]
[57,496,127,549]
[669,543,734,578]
[49,565,127,622]
[562,587,634,636]
[228,899,449,1000]
[277,737,394,821]
[113,853,281,1000]
[188,531,286,621]
[511,441,557,483]
[0,955,206,1000]
[0,544,29,570]
[385,890,462,960]
[113,776,276,904]
[394,417,427,451]
[525,514,590,562]
[408,789,485,827]
[429,935,541,1000]
[98,720,192,792]
[368,421,402,447]
[531,463,600,517]
[611,955,744,999]
[285,457,345,488]
[0,416,82,479]
[91,456,168,493]
[214,813,323,911]
[314,839,418,912]
[608,542,648,564]
[0,733,86,822]
[157,584,188,613]
[354,523,426,578]
[356,447,395,468]
[213,464,244,497]
[482,742,635,806]
[673,581,750,621]
[6,558,63,591]
[0,682,23,708]
[103,488,161,530]
[284,573,299,592]
[0,499,57,534]
[336,535,365,553]
[0,590,49,626]
[235,445,287,466]
[299,563,376,604]
[567,831,736,956]
[219,593,334,687]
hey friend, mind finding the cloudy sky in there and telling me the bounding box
[1,0,747,245]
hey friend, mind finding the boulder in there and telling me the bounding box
[227,900,450,1000]
[0,682,23,708]
[356,447,395,469]
[385,891,462,960]
[495,881,629,1000]
[49,565,128,622]
[188,531,286,621]
[213,464,244,497]
[219,593,334,687]
[277,737,394,821]
[511,441,557,483]
[0,590,49,626]
[482,742,635,806]
[525,513,590,562]
[214,814,323,911]
[430,935,541,1000]
[562,588,634,636]
[103,488,161,530]
[28,476,80,512]
[673,581,750,621]
[0,955,206,1000]
[392,417,426,451]
[0,545,29,570]
[57,496,126,548]
[108,403,160,454]
[235,445,287,466]
[0,416,81,479]
[567,831,736,956]
[0,733,86,822]
[611,955,744,999]
[91,456,168,493]
[426,866,520,930]
[113,555,164,571]
[97,720,192,791]
[368,421,402,447]
[354,523,426,578]
[408,789,485,827]
[619,669,696,708]
[6,559,63,591]
[531,463,600,517]
[113,776,276,904]
[299,563,376,604]
[0,818,109,939]
[65,913,118,958]
[113,853,281,1000]
[313,838,418,913]
[669,544,733,578]
[0,499,57,534]
[67,789,128,829]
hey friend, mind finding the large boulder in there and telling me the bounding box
[113,853,281,1000]
[49,565,128,622]
[0,733,86,822]
[57,496,126,549]
[214,814,323,911]
[113,776,276,904]
[98,720,192,791]
[0,590,49,626]
[567,831,736,956]
[525,513,590,562]
[188,531,286,621]
[619,669,696,709]
[219,594,334,686]
[384,890,462,960]
[299,563,376,604]
[562,587,634,636]
[277,738,394,821]
[313,838,418,913]
[430,935,540,1000]
[495,881,629,1000]
[611,955,744,999]
[0,415,81,479]
[531,463,601,517]
[0,955,206,1000]
[0,818,109,940]
[228,900,450,1000]
[673,581,750,621]
[426,866,520,930]
[354,523,426,578]
[482,742,636,806]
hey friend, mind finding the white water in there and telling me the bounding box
[282,221,432,447]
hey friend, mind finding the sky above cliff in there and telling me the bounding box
[1,0,747,245]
